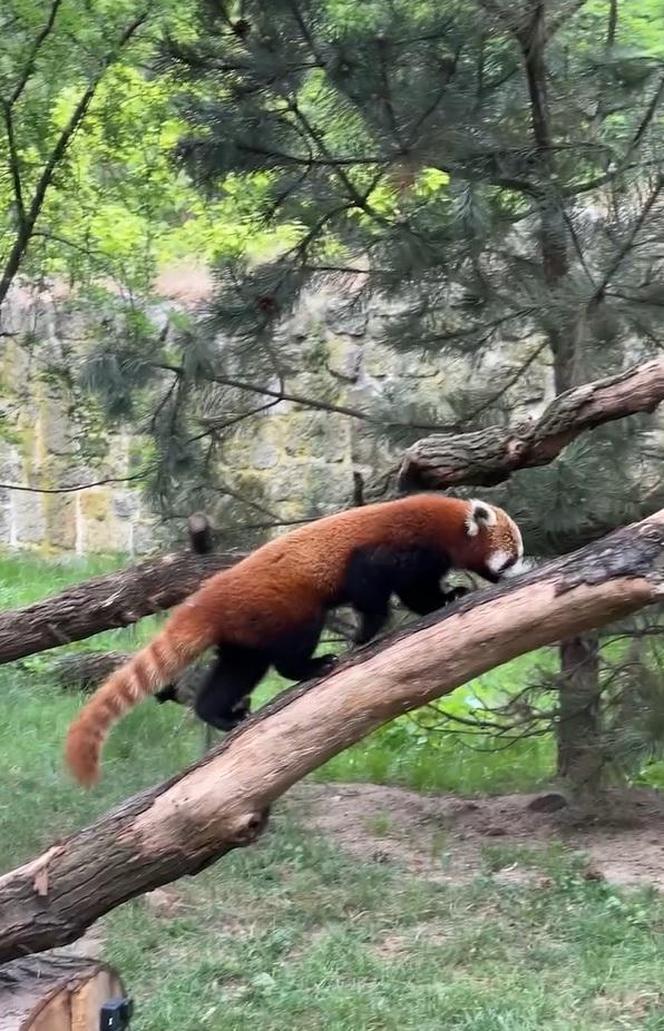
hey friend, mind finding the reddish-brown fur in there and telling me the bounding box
[65,494,522,786]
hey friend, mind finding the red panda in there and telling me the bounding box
[65,494,523,786]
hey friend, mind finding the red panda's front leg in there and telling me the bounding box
[396,581,469,616]
[270,616,337,681]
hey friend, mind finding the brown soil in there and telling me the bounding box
[291,781,664,890]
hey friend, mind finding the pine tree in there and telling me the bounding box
[86,0,664,797]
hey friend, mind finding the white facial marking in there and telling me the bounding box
[502,557,531,578]
[487,549,510,575]
[466,518,479,537]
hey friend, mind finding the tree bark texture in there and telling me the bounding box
[398,357,664,490]
[556,633,603,791]
[2,509,664,963]
[0,548,240,665]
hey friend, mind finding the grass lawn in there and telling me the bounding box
[3,555,664,1029]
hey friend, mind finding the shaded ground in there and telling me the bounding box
[295,781,664,890]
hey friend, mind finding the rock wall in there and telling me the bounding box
[0,285,152,556]
[0,273,556,556]
[224,280,554,523]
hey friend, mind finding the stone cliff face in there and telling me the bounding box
[0,284,151,556]
[0,272,556,556]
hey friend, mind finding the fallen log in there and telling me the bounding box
[47,652,132,692]
[1,509,663,963]
[398,356,664,490]
[47,651,205,706]
[0,541,241,666]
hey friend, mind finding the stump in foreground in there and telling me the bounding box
[0,955,128,1031]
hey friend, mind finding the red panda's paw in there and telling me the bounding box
[316,654,338,675]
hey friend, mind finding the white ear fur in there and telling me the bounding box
[465,499,497,537]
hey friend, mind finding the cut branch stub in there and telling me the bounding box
[1,508,664,964]
[398,357,664,490]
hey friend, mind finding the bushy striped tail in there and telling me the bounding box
[65,611,214,787]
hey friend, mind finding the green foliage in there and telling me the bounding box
[0,0,292,303]
[97,0,663,529]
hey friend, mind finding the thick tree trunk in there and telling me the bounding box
[1,509,664,964]
[556,633,603,793]
[516,0,605,798]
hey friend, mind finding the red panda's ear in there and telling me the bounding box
[465,499,497,537]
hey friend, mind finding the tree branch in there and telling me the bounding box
[0,9,150,307]
[5,0,63,108]
[0,546,242,665]
[2,509,664,962]
[398,356,664,490]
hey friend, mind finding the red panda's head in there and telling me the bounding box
[459,499,525,583]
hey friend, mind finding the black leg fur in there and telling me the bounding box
[270,617,336,680]
[154,683,178,704]
[195,646,270,731]
[342,549,394,645]
[396,581,469,616]
[354,605,390,645]
[274,653,337,680]
[342,545,454,645]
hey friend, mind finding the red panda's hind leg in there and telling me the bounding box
[270,617,336,681]
[194,646,270,731]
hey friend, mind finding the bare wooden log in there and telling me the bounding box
[0,954,125,1030]
[47,652,204,705]
[398,357,664,490]
[43,517,219,703]
[1,510,664,963]
[47,652,132,692]
[0,548,241,666]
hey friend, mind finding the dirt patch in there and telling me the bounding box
[291,782,664,890]
[371,922,452,959]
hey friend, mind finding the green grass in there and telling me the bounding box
[101,830,664,1031]
[312,651,556,795]
[2,551,558,797]
[4,555,664,1029]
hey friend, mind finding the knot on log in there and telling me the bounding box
[228,806,271,847]
[506,436,530,460]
